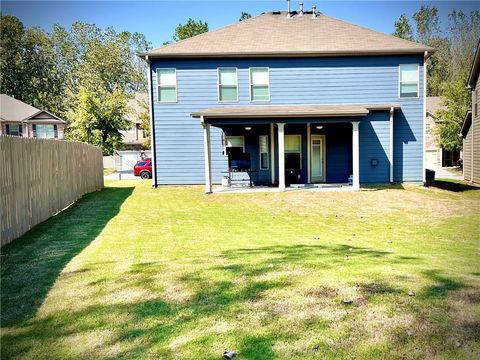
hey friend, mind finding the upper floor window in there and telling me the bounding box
[157,68,177,102]
[250,67,270,101]
[399,64,419,98]
[218,68,238,102]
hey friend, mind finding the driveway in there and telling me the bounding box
[104,170,139,180]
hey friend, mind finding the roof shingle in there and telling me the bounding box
[142,12,434,59]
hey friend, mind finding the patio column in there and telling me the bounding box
[389,107,394,183]
[202,119,212,194]
[307,123,311,184]
[352,121,360,191]
[278,123,286,191]
[270,123,275,185]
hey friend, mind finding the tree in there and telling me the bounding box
[0,16,25,98]
[436,73,471,152]
[68,86,130,155]
[0,16,65,115]
[393,14,414,41]
[137,99,151,149]
[174,18,208,41]
[448,10,480,82]
[413,5,441,45]
[239,12,252,22]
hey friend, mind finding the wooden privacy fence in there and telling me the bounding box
[0,136,104,246]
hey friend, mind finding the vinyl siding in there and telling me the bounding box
[473,82,480,183]
[150,55,424,184]
[464,129,472,182]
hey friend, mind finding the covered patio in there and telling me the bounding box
[192,104,398,193]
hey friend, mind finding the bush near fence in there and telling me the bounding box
[0,136,104,246]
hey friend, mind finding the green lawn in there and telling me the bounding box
[1,181,479,359]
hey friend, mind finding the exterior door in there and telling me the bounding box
[310,135,326,183]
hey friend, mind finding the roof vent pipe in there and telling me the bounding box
[286,0,291,18]
[299,2,304,16]
[312,5,317,18]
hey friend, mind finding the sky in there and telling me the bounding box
[2,1,480,49]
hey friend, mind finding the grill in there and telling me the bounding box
[226,148,256,186]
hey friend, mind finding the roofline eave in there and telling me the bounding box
[139,49,434,60]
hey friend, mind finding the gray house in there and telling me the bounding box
[140,8,433,192]
[0,94,66,139]
[460,39,480,184]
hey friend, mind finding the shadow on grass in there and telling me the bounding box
[419,269,465,299]
[2,241,478,359]
[361,183,406,191]
[429,179,480,192]
[0,186,134,326]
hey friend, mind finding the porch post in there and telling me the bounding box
[352,121,360,191]
[270,123,275,185]
[389,107,394,183]
[202,118,212,194]
[307,123,311,184]
[277,123,286,191]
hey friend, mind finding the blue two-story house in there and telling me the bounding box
[140,8,433,193]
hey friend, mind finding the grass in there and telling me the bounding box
[1,181,479,359]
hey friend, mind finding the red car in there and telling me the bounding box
[133,158,152,179]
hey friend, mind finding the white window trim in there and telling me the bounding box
[398,63,420,99]
[224,135,245,155]
[217,67,239,102]
[157,68,178,103]
[285,134,302,170]
[249,67,271,102]
[259,135,269,170]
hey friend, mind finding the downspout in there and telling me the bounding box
[422,51,427,184]
[146,55,158,187]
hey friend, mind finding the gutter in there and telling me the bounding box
[138,49,435,60]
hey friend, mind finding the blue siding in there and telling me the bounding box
[360,111,390,183]
[150,56,424,185]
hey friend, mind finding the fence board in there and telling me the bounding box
[0,136,104,246]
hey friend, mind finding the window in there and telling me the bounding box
[7,124,20,136]
[36,125,55,139]
[225,136,244,151]
[157,68,177,102]
[250,67,270,101]
[426,123,431,134]
[285,135,301,170]
[218,68,238,102]
[259,135,269,170]
[399,64,419,98]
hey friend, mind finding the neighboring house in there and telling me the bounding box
[120,93,149,150]
[0,94,65,139]
[425,97,460,169]
[140,7,434,192]
[460,39,480,184]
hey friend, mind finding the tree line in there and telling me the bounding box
[0,15,150,154]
